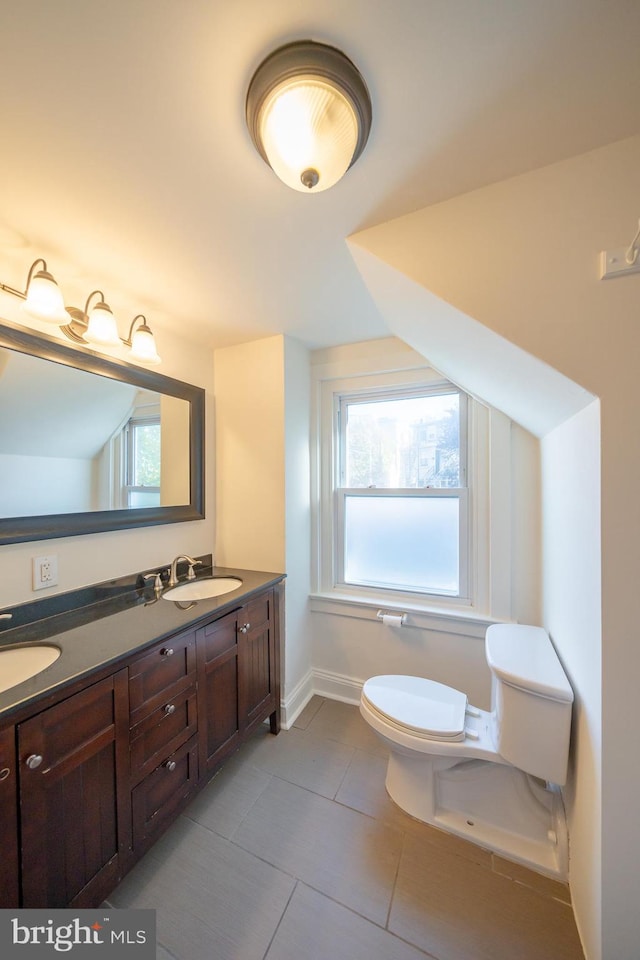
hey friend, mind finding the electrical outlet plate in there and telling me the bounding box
[600,247,640,280]
[32,555,58,591]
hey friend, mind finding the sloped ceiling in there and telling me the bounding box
[0,1,639,352]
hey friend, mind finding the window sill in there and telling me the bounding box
[309,591,504,638]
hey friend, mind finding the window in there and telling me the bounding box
[335,385,468,600]
[123,416,161,508]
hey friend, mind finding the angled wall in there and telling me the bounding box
[350,134,640,960]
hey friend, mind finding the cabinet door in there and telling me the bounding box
[18,671,130,908]
[197,610,240,778]
[238,591,276,734]
[0,725,19,907]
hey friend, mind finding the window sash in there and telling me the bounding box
[337,385,467,490]
[335,487,469,600]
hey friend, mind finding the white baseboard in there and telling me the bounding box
[280,668,364,727]
[280,669,314,729]
[311,668,363,706]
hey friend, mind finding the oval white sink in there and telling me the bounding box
[162,577,243,602]
[0,644,61,694]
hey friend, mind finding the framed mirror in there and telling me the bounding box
[0,319,205,544]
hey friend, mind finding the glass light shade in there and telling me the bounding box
[21,271,68,324]
[85,302,121,346]
[129,325,161,365]
[259,78,358,193]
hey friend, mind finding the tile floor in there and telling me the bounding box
[106,697,585,960]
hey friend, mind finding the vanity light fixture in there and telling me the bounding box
[0,259,162,364]
[246,40,372,193]
[82,290,122,347]
[122,315,162,365]
[0,258,68,324]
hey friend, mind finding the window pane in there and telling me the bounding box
[345,392,460,488]
[131,423,161,486]
[344,495,459,594]
[128,489,161,508]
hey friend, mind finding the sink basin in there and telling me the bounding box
[0,644,61,694]
[162,577,243,602]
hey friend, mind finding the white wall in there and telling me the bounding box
[213,335,285,572]
[0,296,215,608]
[351,134,640,960]
[0,453,94,517]
[542,401,601,955]
[214,334,313,723]
[283,337,313,720]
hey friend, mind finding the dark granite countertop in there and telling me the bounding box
[0,563,285,722]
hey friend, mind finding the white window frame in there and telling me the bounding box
[334,383,470,601]
[311,356,513,623]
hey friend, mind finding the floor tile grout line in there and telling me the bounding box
[290,879,441,960]
[260,879,300,960]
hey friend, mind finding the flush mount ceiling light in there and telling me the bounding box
[0,259,162,365]
[246,40,372,193]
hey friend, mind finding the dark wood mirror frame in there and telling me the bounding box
[0,320,205,544]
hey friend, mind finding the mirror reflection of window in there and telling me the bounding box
[125,414,161,508]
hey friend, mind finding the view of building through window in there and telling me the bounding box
[344,392,460,489]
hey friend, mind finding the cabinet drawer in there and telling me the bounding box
[129,631,196,723]
[131,735,198,848]
[129,685,197,786]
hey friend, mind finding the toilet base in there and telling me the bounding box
[386,752,568,879]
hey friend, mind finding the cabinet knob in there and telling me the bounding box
[0,767,10,781]
[160,647,174,657]
[239,623,251,634]
[25,754,43,770]
[164,703,176,715]
[164,759,177,772]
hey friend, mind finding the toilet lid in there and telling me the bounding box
[362,675,468,741]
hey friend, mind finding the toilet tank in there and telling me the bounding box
[485,624,574,785]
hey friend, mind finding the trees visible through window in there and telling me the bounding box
[125,417,161,508]
[337,386,468,599]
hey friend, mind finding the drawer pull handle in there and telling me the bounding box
[25,754,43,770]
[164,759,177,772]
[239,623,251,634]
[164,703,176,715]
[0,767,10,781]
[161,647,175,657]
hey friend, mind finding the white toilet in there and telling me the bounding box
[360,623,574,878]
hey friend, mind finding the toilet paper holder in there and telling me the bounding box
[376,610,408,626]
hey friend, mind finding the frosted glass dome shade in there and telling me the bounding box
[259,78,359,193]
[130,324,161,364]
[21,271,68,324]
[85,302,121,346]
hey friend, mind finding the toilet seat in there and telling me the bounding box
[361,675,468,742]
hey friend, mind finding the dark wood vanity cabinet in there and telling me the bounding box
[17,671,131,908]
[6,580,283,908]
[197,587,280,778]
[128,630,199,853]
[238,590,279,735]
[197,610,241,776]
[0,724,19,907]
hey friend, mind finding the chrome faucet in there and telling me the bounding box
[168,555,201,587]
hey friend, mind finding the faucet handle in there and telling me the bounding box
[143,572,163,594]
[186,559,202,581]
